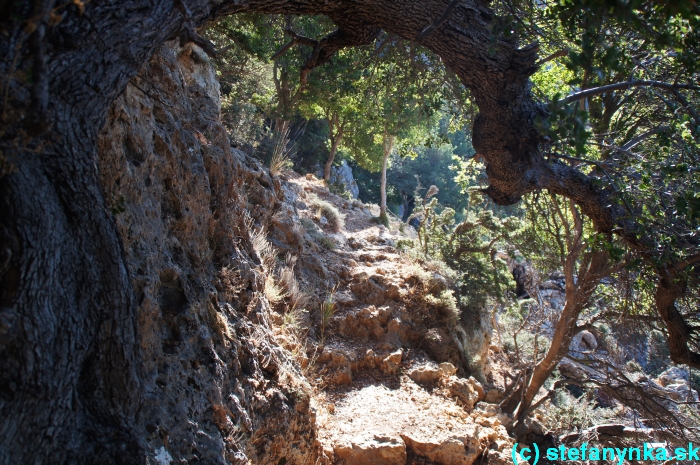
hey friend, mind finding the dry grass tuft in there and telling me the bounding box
[279,258,310,311]
[219,265,244,301]
[208,301,234,341]
[269,125,294,176]
[264,274,286,305]
[307,194,344,232]
[251,227,276,271]
[316,235,336,250]
[319,286,338,346]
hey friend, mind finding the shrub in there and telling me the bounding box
[319,288,337,346]
[327,181,354,201]
[299,217,317,232]
[395,239,413,251]
[372,214,390,228]
[316,235,336,250]
[307,194,344,232]
[542,390,617,436]
[425,289,460,326]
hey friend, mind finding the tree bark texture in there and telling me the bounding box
[0,0,695,462]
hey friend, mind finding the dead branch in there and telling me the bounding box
[535,49,568,66]
[560,424,656,443]
[620,126,671,151]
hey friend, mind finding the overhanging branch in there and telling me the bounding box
[620,126,670,151]
[561,80,700,105]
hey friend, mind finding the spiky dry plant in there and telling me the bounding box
[264,274,286,305]
[269,124,294,176]
[319,285,338,346]
[280,266,310,312]
[251,227,276,272]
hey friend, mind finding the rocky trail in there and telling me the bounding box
[278,174,516,465]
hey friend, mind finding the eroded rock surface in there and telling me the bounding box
[98,41,317,465]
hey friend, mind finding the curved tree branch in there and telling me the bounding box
[620,125,670,151]
[175,0,217,57]
[561,80,700,105]
[2,1,700,460]
[298,22,381,86]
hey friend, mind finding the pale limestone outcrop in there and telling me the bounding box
[401,431,482,465]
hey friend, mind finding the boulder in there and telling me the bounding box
[331,365,353,385]
[571,330,597,352]
[380,349,403,375]
[409,364,442,385]
[665,383,699,402]
[656,366,689,387]
[317,160,360,198]
[483,387,505,404]
[447,377,485,410]
[439,362,458,377]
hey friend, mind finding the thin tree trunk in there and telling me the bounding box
[324,123,343,181]
[379,133,394,221]
[515,298,580,418]
[513,249,611,420]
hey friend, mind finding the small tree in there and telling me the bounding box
[299,48,366,181]
[499,194,624,424]
[345,40,444,221]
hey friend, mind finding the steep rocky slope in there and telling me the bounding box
[98,41,318,465]
[97,41,515,465]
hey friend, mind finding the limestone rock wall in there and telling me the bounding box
[98,41,317,465]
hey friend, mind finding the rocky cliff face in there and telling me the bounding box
[98,41,317,465]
